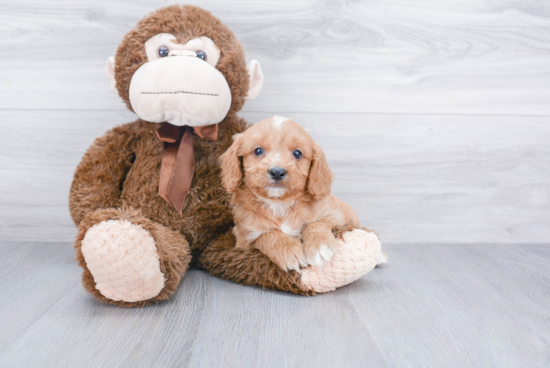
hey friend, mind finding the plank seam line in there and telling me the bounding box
[1,109,550,118]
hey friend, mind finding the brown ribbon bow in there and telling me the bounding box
[156,122,218,214]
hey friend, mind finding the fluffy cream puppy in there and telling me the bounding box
[220,116,359,271]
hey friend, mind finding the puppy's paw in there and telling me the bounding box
[266,237,307,272]
[303,233,338,268]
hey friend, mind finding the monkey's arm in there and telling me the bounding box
[69,123,139,225]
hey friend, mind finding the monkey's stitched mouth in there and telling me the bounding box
[141,90,219,96]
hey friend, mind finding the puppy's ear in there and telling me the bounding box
[306,143,334,199]
[220,133,244,193]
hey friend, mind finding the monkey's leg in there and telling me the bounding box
[74,207,192,307]
[197,232,314,295]
[198,225,384,295]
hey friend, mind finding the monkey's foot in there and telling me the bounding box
[81,220,165,302]
[299,229,383,293]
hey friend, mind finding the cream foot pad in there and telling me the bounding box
[81,220,165,302]
[300,229,382,293]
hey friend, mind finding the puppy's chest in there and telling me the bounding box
[277,219,303,238]
[263,203,313,238]
[236,199,318,242]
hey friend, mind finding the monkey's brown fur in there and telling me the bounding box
[69,5,320,307]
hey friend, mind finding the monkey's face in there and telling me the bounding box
[106,5,263,127]
[128,33,231,127]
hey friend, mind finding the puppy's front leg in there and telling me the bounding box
[254,231,307,272]
[303,219,339,267]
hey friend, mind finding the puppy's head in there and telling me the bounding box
[220,115,333,200]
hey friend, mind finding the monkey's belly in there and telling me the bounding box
[119,154,233,247]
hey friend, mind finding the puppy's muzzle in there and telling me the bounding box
[269,167,286,182]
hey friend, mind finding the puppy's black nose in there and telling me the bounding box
[269,167,286,181]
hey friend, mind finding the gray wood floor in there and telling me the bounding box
[0,241,548,368]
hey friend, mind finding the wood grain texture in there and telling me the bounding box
[1,110,549,244]
[0,0,549,114]
[0,241,548,367]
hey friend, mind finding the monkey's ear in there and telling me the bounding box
[220,134,244,192]
[105,56,118,93]
[245,60,264,100]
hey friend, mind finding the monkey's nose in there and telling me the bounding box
[168,49,197,57]
[269,168,286,181]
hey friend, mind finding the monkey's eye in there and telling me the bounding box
[196,50,207,61]
[293,149,302,159]
[157,45,170,58]
[254,147,264,156]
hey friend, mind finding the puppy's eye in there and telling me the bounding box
[157,45,170,58]
[254,147,264,156]
[196,50,207,61]
[293,149,302,159]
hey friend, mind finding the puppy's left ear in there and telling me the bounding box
[306,143,334,199]
[220,133,244,192]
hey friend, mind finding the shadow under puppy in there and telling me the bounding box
[220,115,360,271]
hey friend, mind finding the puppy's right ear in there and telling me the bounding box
[219,133,243,192]
[306,142,334,199]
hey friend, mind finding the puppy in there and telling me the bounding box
[220,116,359,271]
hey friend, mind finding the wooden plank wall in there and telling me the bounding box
[1,0,549,243]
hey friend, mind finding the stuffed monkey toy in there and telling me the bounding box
[69,5,383,307]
